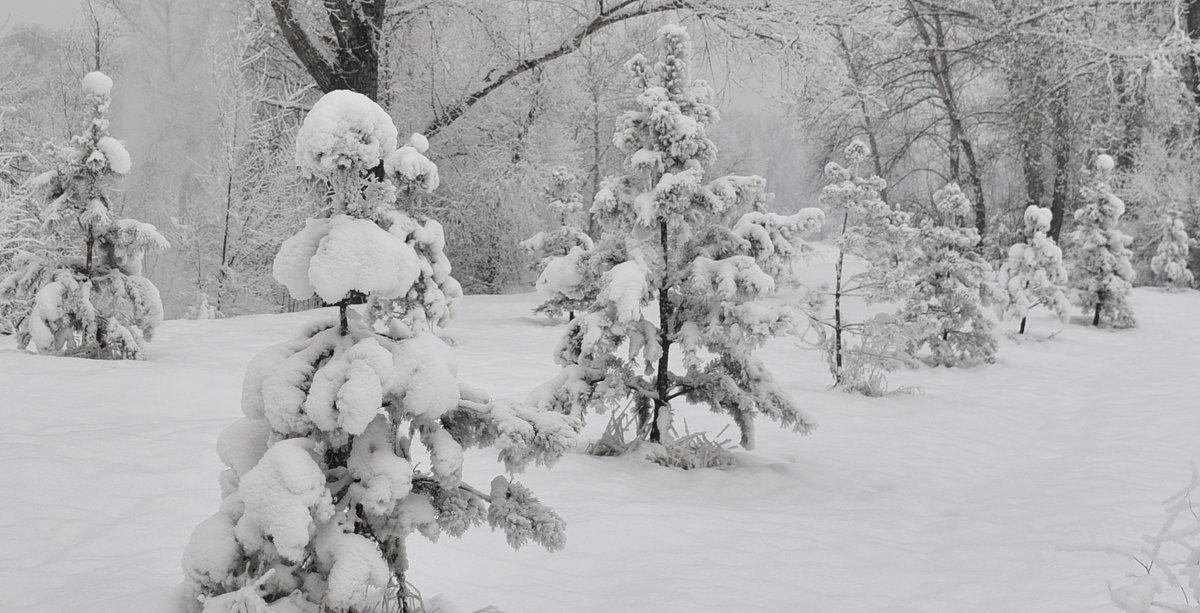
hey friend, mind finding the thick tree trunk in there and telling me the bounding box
[1018,316,1026,335]
[1092,301,1101,327]
[271,0,385,99]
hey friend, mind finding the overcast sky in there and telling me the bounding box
[2,0,83,28]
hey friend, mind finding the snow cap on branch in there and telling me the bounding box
[81,71,113,97]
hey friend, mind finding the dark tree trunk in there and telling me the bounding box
[1049,89,1071,241]
[271,0,386,99]
[650,220,671,443]
[1018,316,1026,335]
[1184,0,1200,136]
[1092,301,1101,327]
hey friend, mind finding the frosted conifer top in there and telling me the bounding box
[81,71,113,97]
[294,90,398,175]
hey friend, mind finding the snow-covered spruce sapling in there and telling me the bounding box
[530,25,822,460]
[997,205,1071,334]
[1150,208,1194,291]
[182,90,577,613]
[0,72,168,359]
[803,140,916,393]
[1068,154,1136,328]
[521,165,595,320]
[1076,470,1200,613]
[897,183,997,366]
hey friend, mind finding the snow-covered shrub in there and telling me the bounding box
[586,402,735,469]
[521,166,595,320]
[0,72,168,359]
[897,183,997,366]
[530,25,822,455]
[802,140,917,391]
[183,90,578,613]
[185,292,222,320]
[1085,471,1200,613]
[997,205,1072,334]
[1150,208,1194,291]
[1068,154,1136,328]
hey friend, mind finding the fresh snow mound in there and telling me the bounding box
[96,137,131,175]
[81,71,113,97]
[294,90,399,176]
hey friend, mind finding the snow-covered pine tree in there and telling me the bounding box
[0,72,168,359]
[805,140,917,393]
[1068,154,1136,328]
[521,165,595,320]
[530,25,823,460]
[897,182,996,366]
[0,184,44,334]
[1150,208,1194,290]
[182,90,578,613]
[997,205,1072,334]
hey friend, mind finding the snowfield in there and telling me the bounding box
[2,277,1199,612]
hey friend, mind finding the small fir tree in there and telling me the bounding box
[0,72,168,359]
[1150,208,1194,290]
[520,165,595,320]
[1068,154,1136,328]
[997,205,1072,334]
[897,183,996,366]
[530,25,823,460]
[804,140,917,394]
[182,90,577,613]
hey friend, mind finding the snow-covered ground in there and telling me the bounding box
[3,275,1199,612]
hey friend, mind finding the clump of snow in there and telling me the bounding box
[1096,154,1116,171]
[347,417,413,515]
[1110,574,1159,612]
[535,247,586,301]
[294,90,398,176]
[406,132,429,153]
[96,137,131,175]
[313,530,390,612]
[81,71,113,97]
[601,260,648,323]
[273,215,420,304]
[182,513,241,594]
[385,145,440,192]
[390,332,460,419]
[234,438,332,562]
[1023,205,1052,233]
[304,336,393,435]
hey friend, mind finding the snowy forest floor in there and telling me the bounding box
[3,263,1199,612]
